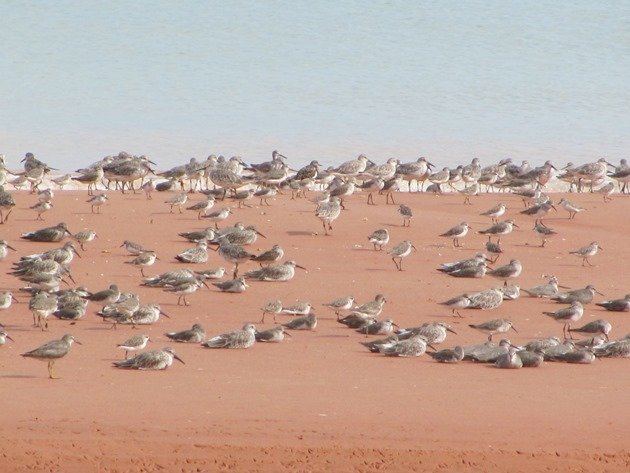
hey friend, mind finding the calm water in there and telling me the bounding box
[1,1,628,171]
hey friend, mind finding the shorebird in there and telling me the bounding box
[557,198,584,219]
[438,253,490,274]
[515,350,545,368]
[358,177,385,204]
[282,313,317,330]
[281,302,313,316]
[72,229,97,251]
[231,188,255,208]
[0,240,16,260]
[260,300,283,323]
[244,260,306,282]
[485,240,503,263]
[0,329,15,347]
[83,284,121,307]
[532,223,557,247]
[378,334,433,357]
[0,185,16,223]
[494,346,523,369]
[388,240,416,271]
[141,178,155,199]
[72,166,103,195]
[113,347,185,370]
[398,204,413,226]
[315,196,342,235]
[202,324,257,349]
[522,276,562,298]
[117,334,150,359]
[487,259,522,281]
[254,186,278,206]
[444,260,488,278]
[480,203,506,223]
[468,288,504,310]
[477,219,518,243]
[499,282,520,300]
[459,182,479,205]
[29,292,58,330]
[397,322,456,344]
[165,324,206,343]
[178,227,216,243]
[126,250,158,276]
[323,296,355,316]
[332,154,370,177]
[252,244,284,266]
[356,319,399,336]
[570,241,602,266]
[523,336,562,352]
[21,334,80,379]
[360,334,399,353]
[165,193,188,213]
[552,285,602,304]
[0,290,17,312]
[469,319,517,341]
[186,195,215,219]
[596,181,615,202]
[163,279,208,306]
[21,222,72,242]
[543,301,584,339]
[519,201,556,225]
[596,294,630,312]
[203,207,232,229]
[30,200,53,220]
[367,228,389,251]
[439,294,471,317]
[87,193,108,213]
[568,319,612,341]
[120,240,152,255]
[428,346,465,363]
[255,326,291,342]
[352,294,387,318]
[175,240,209,264]
[594,340,630,358]
[51,174,71,189]
[440,222,470,247]
[546,349,595,364]
[464,339,508,362]
[217,237,257,278]
[212,276,249,293]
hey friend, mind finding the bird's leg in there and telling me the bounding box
[141,268,146,277]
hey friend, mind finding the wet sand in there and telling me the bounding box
[0,188,629,472]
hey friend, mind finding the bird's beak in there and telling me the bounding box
[6,335,15,342]
[510,325,519,334]
[411,245,418,251]
[160,310,171,318]
[283,329,292,338]
[551,205,557,212]
[74,340,83,345]
[512,223,520,228]
[7,245,16,251]
[447,327,457,335]
[598,246,604,251]
[296,264,307,271]
[201,280,211,290]
[256,230,267,239]
[11,295,18,303]
[174,354,185,364]
[67,273,76,284]
[558,285,571,289]
[595,289,605,296]
[427,343,437,351]
[427,161,435,169]
[73,248,82,258]
[392,323,400,329]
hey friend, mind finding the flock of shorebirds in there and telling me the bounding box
[0,151,629,377]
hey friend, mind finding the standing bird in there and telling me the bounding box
[186,195,215,219]
[543,301,584,339]
[30,200,53,220]
[557,198,585,219]
[367,228,389,251]
[469,319,518,341]
[570,241,602,267]
[439,294,472,317]
[398,204,413,226]
[532,223,557,247]
[388,240,416,271]
[323,296,355,317]
[165,193,188,213]
[203,207,232,229]
[117,334,150,359]
[202,324,257,349]
[480,203,506,223]
[126,251,158,277]
[315,196,342,236]
[113,347,185,370]
[87,193,108,213]
[440,222,470,248]
[568,319,612,341]
[477,219,518,243]
[72,229,98,251]
[519,201,557,225]
[165,324,206,343]
[120,240,152,256]
[260,300,283,323]
[21,334,80,379]
[0,185,17,223]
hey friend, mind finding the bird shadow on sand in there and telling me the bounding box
[286,231,314,236]
[0,374,37,379]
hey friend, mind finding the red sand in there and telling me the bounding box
[0,189,629,472]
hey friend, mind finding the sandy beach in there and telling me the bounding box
[0,188,629,472]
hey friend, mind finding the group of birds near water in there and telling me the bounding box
[0,150,628,377]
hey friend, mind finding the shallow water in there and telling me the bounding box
[1,1,628,170]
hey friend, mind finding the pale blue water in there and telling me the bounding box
[1,1,628,171]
